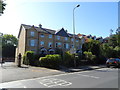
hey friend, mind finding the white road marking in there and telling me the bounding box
[23,86,27,88]
[38,78,72,87]
[76,73,100,79]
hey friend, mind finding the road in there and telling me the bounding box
[0,68,119,88]
[0,62,65,83]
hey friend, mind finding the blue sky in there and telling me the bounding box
[0,1,118,38]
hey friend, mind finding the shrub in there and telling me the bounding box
[39,54,61,69]
[23,54,28,65]
[62,51,74,67]
[23,51,34,65]
[83,51,96,64]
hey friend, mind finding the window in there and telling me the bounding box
[76,40,79,42]
[65,37,68,41]
[66,43,69,49]
[30,31,35,36]
[58,42,61,46]
[71,38,74,42]
[56,43,58,48]
[48,42,52,48]
[71,45,74,48]
[49,35,52,38]
[56,42,62,48]
[64,43,69,49]
[56,36,60,40]
[40,41,44,47]
[40,34,44,38]
[30,40,35,46]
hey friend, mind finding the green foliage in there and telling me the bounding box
[23,51,34,65]
[0,0,6,14]
[2,34,18,46]
[62,51,74,67]
[23,54,29,65]
[83,51,96,62]
[114,46,120,58]
[39,54,61,69]
[108,35,118,48]
[2,34,18,58]
[82,40,100,57]
[55,48,63,58]
[100,43,120,58]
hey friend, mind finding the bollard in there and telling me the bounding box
[18,53,22,67]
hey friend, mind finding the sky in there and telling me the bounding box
[0,0,118,38]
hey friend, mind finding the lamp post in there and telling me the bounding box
[73,4,80,49]
[73,4,80,67]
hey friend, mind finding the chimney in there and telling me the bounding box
[39,24,42,28]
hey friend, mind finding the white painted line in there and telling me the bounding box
[23,86,27,88]
[77,73,100,79]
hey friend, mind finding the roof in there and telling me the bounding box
[55,28,69,37]
[68,33,79,38]
[18,24,56,38]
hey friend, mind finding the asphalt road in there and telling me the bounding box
[0,68,119,88]
[0,62,64,83]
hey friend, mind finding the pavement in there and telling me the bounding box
[0,62,106,83]
[1,62,106,72]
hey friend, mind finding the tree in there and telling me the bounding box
[0,0,6,15]
[2,34,18,58]
[101,28,120,58]
[116,28,120,47]
[108,34,118,48]
[2,34,18,46]
[82,39,100,57]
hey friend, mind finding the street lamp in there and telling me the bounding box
[73,4,80,50]
[73,4,80,67]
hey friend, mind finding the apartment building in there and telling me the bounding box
[16,24,83,59]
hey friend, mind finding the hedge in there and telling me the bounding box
[39,54,61,69]
[23,51,34,65]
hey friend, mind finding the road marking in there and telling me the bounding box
[23,86,27,88]
[38,78,72,87]
[76,73,100,79]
